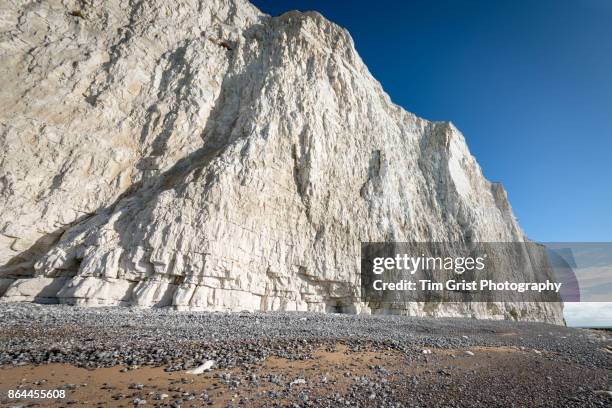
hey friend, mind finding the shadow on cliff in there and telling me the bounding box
[1,228,70,279]
[1,21,271,306]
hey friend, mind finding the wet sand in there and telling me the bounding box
[1,343,610,407]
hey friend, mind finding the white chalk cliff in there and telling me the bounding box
[0,0,562,323]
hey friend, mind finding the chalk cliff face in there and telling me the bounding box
[0,0,562,323]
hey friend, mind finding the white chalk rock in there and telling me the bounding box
[186,360,215,374]
[0,0,563,323]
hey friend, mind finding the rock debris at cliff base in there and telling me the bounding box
[0,304,610,407]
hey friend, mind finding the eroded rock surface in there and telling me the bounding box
[0,0,562,323]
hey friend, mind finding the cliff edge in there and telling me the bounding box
[0,0,562,323]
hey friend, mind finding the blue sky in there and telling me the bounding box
[251,0,612,243]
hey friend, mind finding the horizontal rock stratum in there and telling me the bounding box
[0,0,562,323]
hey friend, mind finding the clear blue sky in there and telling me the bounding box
[251,0,612,243]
